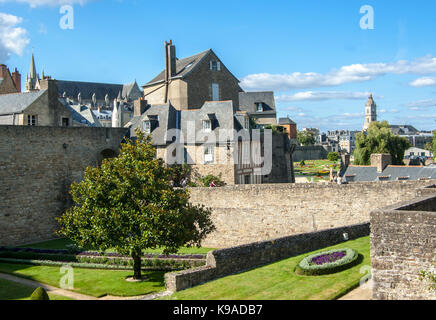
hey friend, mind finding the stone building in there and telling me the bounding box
[0,79,72,126]
[127,99,292,185]
[142,40,243,110]
[0,64,21,95]
[238,91,277,125]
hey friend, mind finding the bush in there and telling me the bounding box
[199,174,225,187]
[327,152,339,162]
[300,160,306,166]
[30,287,50,300]
[295,248,359,276]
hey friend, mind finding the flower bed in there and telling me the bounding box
[295,248,359,276]
[0,247,206,271]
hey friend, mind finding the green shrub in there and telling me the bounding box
[30,287,50,300]
[300,160,306,166]
[327,152,339,162]
[199,174,225,187]
[295,248,360,276]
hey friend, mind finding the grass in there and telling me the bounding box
[167,236,370,300]
[18,238,214,255]
[0,263,166,298]
[0,278,74,300]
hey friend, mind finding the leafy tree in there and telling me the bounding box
[168,164,192,187]
[297,130,316,146]
[424,142,432,152]
[353,121,411,165]
[57,130,215,280]
[431,131,436,159]
[327,152,339,162]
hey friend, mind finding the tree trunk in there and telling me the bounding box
[132,249,142,280]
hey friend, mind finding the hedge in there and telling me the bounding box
[295,248,360,276]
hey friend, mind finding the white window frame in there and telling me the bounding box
[210,60,221,71]
[202,119,212,132]
[143,120,151,134]
[204,146,214,164]
[256,103,263,112]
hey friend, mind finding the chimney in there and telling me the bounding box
[371,153,392,173]
[0,64,7,79]
[341,154,350,168]
[12,68,21,92]
[165,40,177,79]
[134,97,148,117]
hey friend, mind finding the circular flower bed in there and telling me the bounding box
[295,248,359,276]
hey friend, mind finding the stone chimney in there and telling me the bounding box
[165,40,177,80]
[134,97,148,117]
[12,68,21,92]
[341,154,350,168]
[371,153,392,173]
[0,64,7,79]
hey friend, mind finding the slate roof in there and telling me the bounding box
[129,103,178,146]
[57,80,142,101]
[390,125,419,135]
[180,101,238,144]
[144,50,211,87]
[279,117,296,125]
[239,92,276,114]
[0,90,46,115]
[59,99,102,127]
[343,165,436,182]
[128,100,244,146]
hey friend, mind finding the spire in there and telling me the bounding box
[25,52,40,92]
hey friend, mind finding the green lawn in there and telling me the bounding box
[0,278,74,300]
[18,238,214,255]
[168,236,370,300]
[0,263,166,298]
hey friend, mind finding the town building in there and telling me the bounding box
[0,79,72,126]
[343,153,436,182]
[142,40,243,110]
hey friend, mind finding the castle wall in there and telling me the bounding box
[0,126,128,246]
[371,193,436,300]
[188,180,436,248]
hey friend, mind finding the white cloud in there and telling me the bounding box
[403,99,436,111]
[241,55,436,91]
[0,12,29,62]
[410,77,436,87]
[0,0,91,7]
[276,91,374,102]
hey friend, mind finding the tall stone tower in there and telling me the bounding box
[363,93,377,131]
[25,53,40,92]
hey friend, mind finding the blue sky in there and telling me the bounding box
[1,0,436,132]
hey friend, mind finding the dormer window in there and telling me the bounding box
[210,61,221,71]
[256,103,264,112]
[202,119,212,132]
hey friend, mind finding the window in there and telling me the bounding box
[202,120,212,132]
[143,120,151,134]
[244,117,250,129]
[212,83,219,101]
[27,115,37,126]
[204,146,214,164]
[256,103,263,112]
[210,61,221,71]
[62,117,70,127]
[244,175,251,184]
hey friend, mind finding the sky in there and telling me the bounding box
[1,0,436,132]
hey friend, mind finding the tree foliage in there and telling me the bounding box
[431,131,436,159]
[327,152,339,162]
[297,130,316,146]
[353,121,411,165]
[57,129,215,279]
